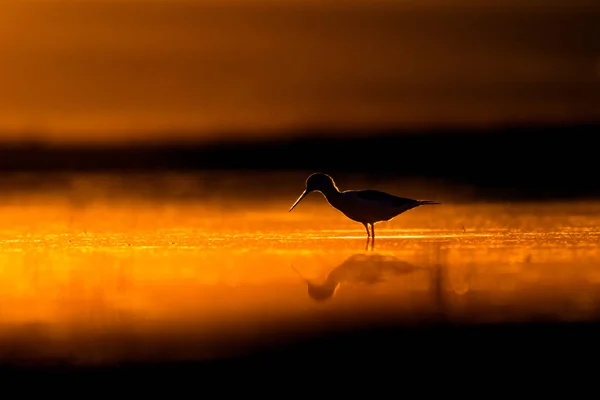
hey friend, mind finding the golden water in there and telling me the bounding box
[1,179,599,365]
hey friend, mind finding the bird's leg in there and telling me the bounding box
[365,224,375,250]
[370,223,375,240]
[363,223,370,238]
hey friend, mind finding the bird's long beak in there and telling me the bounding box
[290,263,310,284]
[289,189,308,212]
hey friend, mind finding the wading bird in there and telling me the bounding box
[288,173,440,239]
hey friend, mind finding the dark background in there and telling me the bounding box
[2,1,599,203]
[2,122,597,201]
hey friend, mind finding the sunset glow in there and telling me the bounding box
[0,0,598,143]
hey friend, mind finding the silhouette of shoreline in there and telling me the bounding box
[0,123,597,200]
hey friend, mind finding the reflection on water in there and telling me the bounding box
[0,191,600,365]
[292,253,424,301]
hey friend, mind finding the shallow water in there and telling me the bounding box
[0,185,599,365]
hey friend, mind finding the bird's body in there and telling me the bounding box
[289,173,440,238]
[325,189,430,225]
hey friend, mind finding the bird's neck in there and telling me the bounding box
[320,186,343,210]
[319,185,341,199]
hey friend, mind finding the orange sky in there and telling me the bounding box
[0,0,598,143]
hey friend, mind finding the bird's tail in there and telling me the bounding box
[418,200,441,205]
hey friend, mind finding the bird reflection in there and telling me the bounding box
[291,253,423,301]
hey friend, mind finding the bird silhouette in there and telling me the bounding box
[289,172,440,239]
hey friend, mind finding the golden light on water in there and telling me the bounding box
[1,178,600,365]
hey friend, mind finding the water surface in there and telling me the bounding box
[1,181,599,365]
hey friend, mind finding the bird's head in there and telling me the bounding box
[306,281,340,301]
[289,173,337,212]
[290,263,340,301]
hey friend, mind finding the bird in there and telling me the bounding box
[288,172,440,239]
